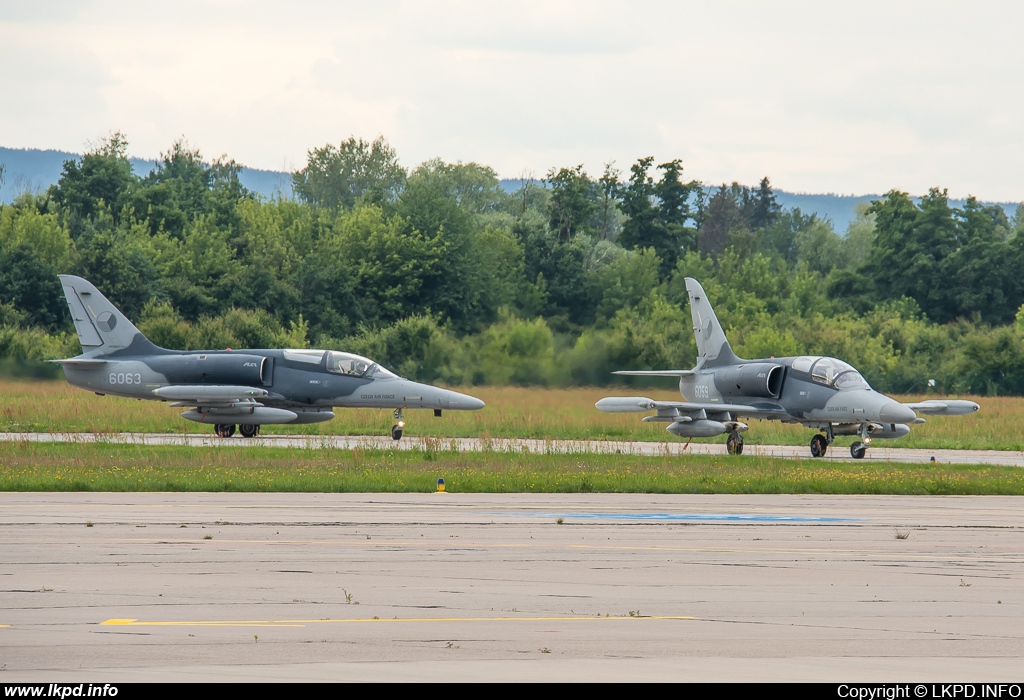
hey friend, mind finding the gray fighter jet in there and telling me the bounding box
[596,278,979,458]
[53,275,484,439]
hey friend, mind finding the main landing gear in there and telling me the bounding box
[810,425,833,458]
[391,409,405,441]
[809,425,871,459]
[726,430,744,455]
[214,423,260,438]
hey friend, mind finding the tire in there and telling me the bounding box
[810,434,828,458]
[391,425,403,441]
[727,432,744,455]
[850,441,866,459]
[216,424,236,438]
[239,424,259,438]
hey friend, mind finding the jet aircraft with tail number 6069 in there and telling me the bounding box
[596,278,979,459]
[53,275,485,439]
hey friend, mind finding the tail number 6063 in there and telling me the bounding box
[109,372,142,385]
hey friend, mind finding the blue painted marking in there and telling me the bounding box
[498,512,861,523]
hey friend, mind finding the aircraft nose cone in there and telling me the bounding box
[447,391,485,411]
[879,402,918,424]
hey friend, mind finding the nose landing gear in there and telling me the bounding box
[850,425,872,459]
[391,409,405,441]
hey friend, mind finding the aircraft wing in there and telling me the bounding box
[49,358,109,369]
[595,396,764,420]
[612,370,696,377]
[902,399,980,416]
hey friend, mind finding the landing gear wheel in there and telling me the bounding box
[391,409,404,441]
[215,424,236,438]
[850,441,867,459]
[810,434,828,458]
[726,431,744,455]
[239,424,260,438]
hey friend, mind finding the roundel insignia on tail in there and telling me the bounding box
[96,312,118,332]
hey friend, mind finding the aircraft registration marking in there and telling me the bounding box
[101,615,696,628]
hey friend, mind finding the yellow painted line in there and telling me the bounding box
[102,615,694,628]
[0,624,10,628]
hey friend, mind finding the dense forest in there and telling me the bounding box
[2,133,1024,394]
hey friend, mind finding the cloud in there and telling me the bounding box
[2,1,1023,200]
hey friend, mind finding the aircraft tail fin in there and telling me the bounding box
[58,275,165,356]
[684,277,741,367]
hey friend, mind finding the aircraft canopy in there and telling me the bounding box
[809,357,870,390]
[325,351,397,378]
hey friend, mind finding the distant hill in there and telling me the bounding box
[0,146,292,204]
[497,180,1021,234]
[2,147,1017,233]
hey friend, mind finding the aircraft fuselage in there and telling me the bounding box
[64,344,483,414]
[679,356,918,427]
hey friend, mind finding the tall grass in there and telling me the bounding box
[0,379,1014,450]
[1,442,1022,494]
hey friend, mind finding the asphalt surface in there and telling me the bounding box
[1,493,1022,682]
[3,431,1024,466]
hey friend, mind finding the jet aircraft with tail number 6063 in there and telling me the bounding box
[596,278,979,459]
[53,275,485,439]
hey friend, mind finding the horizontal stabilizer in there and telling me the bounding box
[903,400,980,416]
[49,358,109,368]
[612,370,696,377]
[153,385,269,402]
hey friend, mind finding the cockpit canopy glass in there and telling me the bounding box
[324,351,398,379]
[810,357,870,390]
[326,351,374,377]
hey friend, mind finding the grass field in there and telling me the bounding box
[0,379,1013,450]
[2,442,1022,494]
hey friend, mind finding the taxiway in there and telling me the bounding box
[2,432,1023,466]
[1,493,1022,682]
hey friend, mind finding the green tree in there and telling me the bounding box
[698,184,742,256]
[618,157,658,251]
[0,244,67,331]
[292,136,406,210]
[596,162,622,241]
[336,205,447,325]
[545,165,595,240]
[397,160,505,330]
[749,177,780,230]
[470,312,555,386]
[131,140,249,238]
[52,132,136,235]
[589,247,661,320]
[794,218,842,275]
[619,157,692,276]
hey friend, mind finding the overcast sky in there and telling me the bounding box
[2,1,1022,200]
